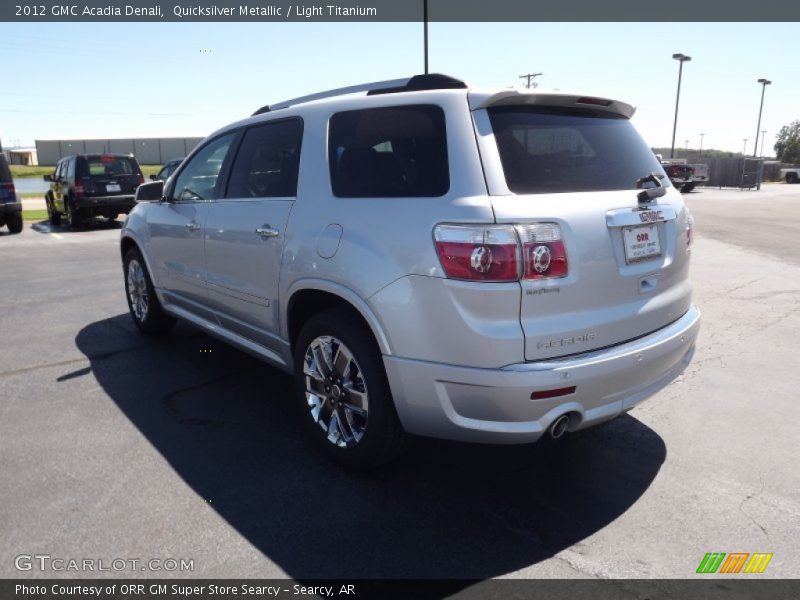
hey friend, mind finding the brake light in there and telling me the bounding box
[434,225,520,282]
[434,223,568,282]
[685,209,694,251]
[517,223,569,279]
[74,184,84,198]
[0,182,15,201]
[137,174,145,185]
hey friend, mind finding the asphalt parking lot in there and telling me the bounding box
[1,184,798,582]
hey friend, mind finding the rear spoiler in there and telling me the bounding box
[469,90,635,119]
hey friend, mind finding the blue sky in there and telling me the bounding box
[1,22,798,155]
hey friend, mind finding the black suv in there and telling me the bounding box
[150,157,184,181]
[0,155,22,234]
[45,154,144,228]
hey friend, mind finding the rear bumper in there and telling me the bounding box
[384,305,700,444]
[75,195,135,211]
[0,202,22,215]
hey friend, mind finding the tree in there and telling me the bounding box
[774,120,800,164]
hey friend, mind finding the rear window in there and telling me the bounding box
[488,106,670,194]
[79,156,141,179]
[329,104,449,197]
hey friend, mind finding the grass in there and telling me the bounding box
[9,165,52,178]
[22,209,48,221]
[11,164,163,178]
[19,191,45,199]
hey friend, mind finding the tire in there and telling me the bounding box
[787,173,799,184]
[681,182,695,193]
[123,247,175,335]
[47,195,62,226]
[293,307,406,469]
[7,212,23,234]
[65,197,82,229]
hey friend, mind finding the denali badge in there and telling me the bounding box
[537,331,598,349]
[639,210,664,223]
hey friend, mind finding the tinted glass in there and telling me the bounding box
[329,105,449,197]
[488,106,670,194]
[226,119,303,198]
[172,134,235,202]
[0,156,11,182]
[78,156,141,180]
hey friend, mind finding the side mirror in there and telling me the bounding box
[150,174,158,181]
[135,180,165,203]
[43,174,53,182]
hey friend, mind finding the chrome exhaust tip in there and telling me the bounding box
[549,414,570,440]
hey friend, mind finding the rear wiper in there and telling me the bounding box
[636,172,666,205]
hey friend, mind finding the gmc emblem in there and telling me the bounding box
[639,210,664,223]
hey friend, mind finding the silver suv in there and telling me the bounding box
[122,74,700,468]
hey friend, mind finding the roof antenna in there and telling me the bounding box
[423,0,429,74]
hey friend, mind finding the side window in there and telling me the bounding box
[55,161,64,180]
[328,104,449,198]
[66,157,75,180]
[226,119,303,199]
[171,133,235,202]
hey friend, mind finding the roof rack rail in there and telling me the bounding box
[250,73,467,116]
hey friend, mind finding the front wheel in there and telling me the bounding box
[787,173,799,184]
[123,247,175,335]
[293,308,406,469]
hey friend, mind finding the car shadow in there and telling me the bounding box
[74,314,667,582]
[31,218,122,234]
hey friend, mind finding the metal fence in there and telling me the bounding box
[702,157,765,189]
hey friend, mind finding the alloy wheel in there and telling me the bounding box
[127,259,149,322]
[303,335,369,448]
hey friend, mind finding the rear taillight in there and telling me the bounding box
[517,223,568,280]
[685,209,694,251]
[74,184,84,198]
[434,223,568,282]
[434,225,520,282]
[0,182,15,202]
[137,174,145,186]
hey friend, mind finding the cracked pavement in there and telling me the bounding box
[1,185,798,580]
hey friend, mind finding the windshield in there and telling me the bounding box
[488,106,670,194]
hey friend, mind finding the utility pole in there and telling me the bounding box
[699,133,705,157]
[423,0,428,74]
[753,78,771,157]
[519,72,542,89]
[742,138,748,156]
[670,53,692,158]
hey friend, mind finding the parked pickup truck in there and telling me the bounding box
[660,159,695,192]
[687,163,710,190]
[780,167,800,184]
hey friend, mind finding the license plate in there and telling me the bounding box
[106,183,121,193]
[623,224,661,263]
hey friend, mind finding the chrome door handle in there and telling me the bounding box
[255,225,280,239]
[185,221,201,232]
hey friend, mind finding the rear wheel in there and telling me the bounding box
[7,212,23,234]
[293,307,406,469]
[787,173,799,184]
[65,198,82,229]
[123,247,175,335]
[47,195,62,226]
[681,182,695,193]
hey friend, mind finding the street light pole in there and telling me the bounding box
[743,138,748,156]
[699,133,705,157]
[670,53,692,159]
[752,78,771,157]
[760,130,766,157]
[423,0,428,74]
